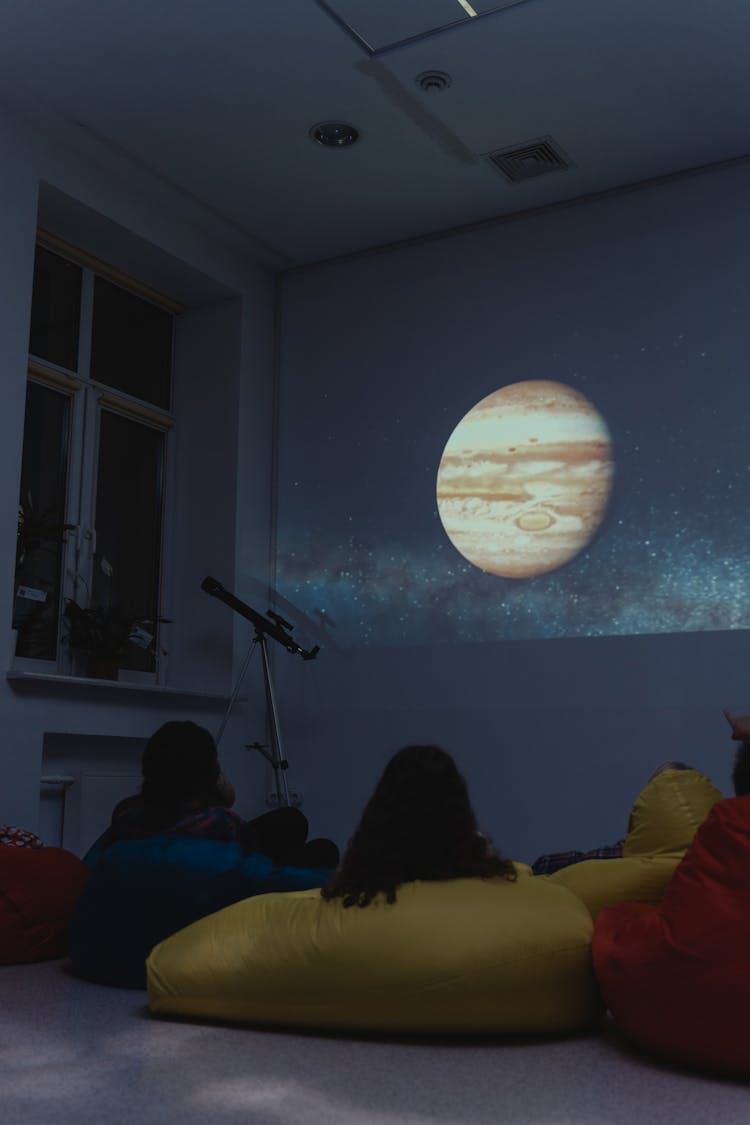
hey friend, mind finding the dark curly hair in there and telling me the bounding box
[321,744,516,907]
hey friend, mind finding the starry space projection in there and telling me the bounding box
[274,343,750,649]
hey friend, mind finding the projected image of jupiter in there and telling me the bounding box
[436,380,614,578]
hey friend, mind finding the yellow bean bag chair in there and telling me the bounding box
[544,768,722,919]
[147,868,602,1035]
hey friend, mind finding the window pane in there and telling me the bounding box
[91,279,172,409]
[92,410,165,671]
[14,382,70,659]
[28,247,82,371]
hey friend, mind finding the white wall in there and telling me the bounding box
[271,161,750,862]
[3,91,746,864]
[0,101,276,842]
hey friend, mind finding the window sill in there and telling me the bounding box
[6,670,236,704]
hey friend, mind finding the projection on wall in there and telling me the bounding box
[436,381,613,580]
[275,355,750,649]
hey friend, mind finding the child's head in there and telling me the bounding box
[323,744,516,906]
[141,721,220,809]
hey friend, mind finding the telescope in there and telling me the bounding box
[200,576,319,660]
[202,575,320,808]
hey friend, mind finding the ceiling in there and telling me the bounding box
[0,0,748,269]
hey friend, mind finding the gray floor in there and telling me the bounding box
[1,961,748,1125]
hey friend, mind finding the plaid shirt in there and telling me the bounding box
[169,805,243,841]
[105,796,243,847]
[531,840,625,876]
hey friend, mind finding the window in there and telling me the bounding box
[13,236,178,679]
[91,278,172,408]
[14,379,71,660]
[29,245,82,371]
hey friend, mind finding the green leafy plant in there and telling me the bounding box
[62,599,164,661]
[62,556,170,670]
[13,495,74,658]
[16,496,72,569]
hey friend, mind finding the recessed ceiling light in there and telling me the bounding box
[416,70,452,93]
[310,122,360,148]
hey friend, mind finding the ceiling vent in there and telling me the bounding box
[485,137,573,184]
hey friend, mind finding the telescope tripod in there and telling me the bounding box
[203,576,318,809]
[216,629,299,808]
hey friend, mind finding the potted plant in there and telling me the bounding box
[62,598,167,679]
[62,558,169,680]
[13,496,74,661]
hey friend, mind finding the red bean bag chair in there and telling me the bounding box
[0,845,89,964]
[593,794,750,1074]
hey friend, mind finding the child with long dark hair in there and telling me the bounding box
[322,744,515,907]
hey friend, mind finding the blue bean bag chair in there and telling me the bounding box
[68,833,331,988]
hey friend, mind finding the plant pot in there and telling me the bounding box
[85,656,120,681]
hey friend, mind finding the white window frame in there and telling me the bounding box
[15,234,180,683]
